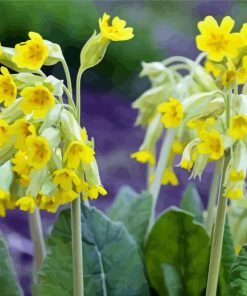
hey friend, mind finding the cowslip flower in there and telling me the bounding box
[54,190,78,205]
[0,189,9,217]
[15,196,36,213]
[11,118,36,150]
[157,98,184,128]
[20,85,55,119]
[53,168,81,192]
[197,129,224,160]
[12,32,48,70]
[196,16,242,62]
[36,194,58,213]
[82,184,107,200]
[0,67,17,107]
[12,151,32,186]
[0,119,10,147]
[99,13,134,41]
[26,135,51,169]
[63,141,95,169]
[130,150,155,166]
[229,114,247,140]
[162,167,179,186]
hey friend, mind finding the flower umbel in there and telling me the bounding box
[12,32,48,70]
[99,13,134,41]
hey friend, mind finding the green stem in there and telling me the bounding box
[61,58,73,95]
[205,159,223,234]
[28,208,46,270]
[147,129,175,232]
[76,67,84,121]
[206,155,229,296]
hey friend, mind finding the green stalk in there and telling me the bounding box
[70,66,85,296]
[61,58,73,95]
[147,128,175,232]
[206,155,229,296]
[205,160,223,234]
[28,208,46,270]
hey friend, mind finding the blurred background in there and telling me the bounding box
[0,0,246,294]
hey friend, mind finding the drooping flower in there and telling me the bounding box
[0,119,10,147]
[197,129,224,160]
[63,141,95,169]
[196,16,242,62]
[229,114,247,140]
[82,184,107,200]
[53,168,81,192]
[20,85,55,119]
[15,196,36,213]
[0,189,9,217]
[130,150,155,166]
[26,135,51,169]
[99,13,134,41]
[54,190,78,205]
[11,118,36,150]
[157,98,184,128]
[12,32,48,70]
[162,167,179,186]
[12,150,32,177]
[36,194,59,213]
[0,67,17,107]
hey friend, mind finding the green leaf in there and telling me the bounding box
[39,205,150,296]
[162,264,187,296]
[145,207,210,296]
[229,245,247,296]
[0,236,23,296]
[180,184,204,223]
[219,216,236,295]
[108,186,152,249]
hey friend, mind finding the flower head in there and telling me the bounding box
[82,184,107,200]
[63,141,95,169]
[157,98,184,128]
[229,114,247,140]
[12,32,48,70]
[15,196,35,213]
[99,13,134,41]
[11,118,36,150]
[196,16,242,62]
[0,67,17,107]
[26,135,51,169]
[20,85,55,119]
[131,150,155,166]
[197,129,224,160]
[0,119,10,147]
[53,168,81,192]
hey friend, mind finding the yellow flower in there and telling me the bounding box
[172,142,185,154]
[230,169,245,182]
[11,118,36,150]
[0,189,9,217]
[12,32,48,70]
[20,85,55,119]
[180,159,194,171]
[55,190,78,205]
[12,150,32,179]
[162,167,179,186]
[130,150,155,166]
[64,141,95,169]
[36,194,59,213]
[0,67,17,107]
[0,119,10,147]
[26,135,51,169]
[196,16,242,62]
[53,168,81,192]
[99,13,134,41]
[229,114,247,140]
[157,98,184,128]
[83,184,107,200]
[225,187,243,200]
[197,129,224,160]
[15,196,36,213]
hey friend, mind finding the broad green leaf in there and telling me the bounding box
[145,207,210,296]
[39,205,150,296]
[229,245,247,296]
[108,186,152,249]
[162,264,187,296]
[219,216,236,295]
[180,184,204,223]
[0,236,23,296]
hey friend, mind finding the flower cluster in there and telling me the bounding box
[132,16,247,201]
[0,12,134,217]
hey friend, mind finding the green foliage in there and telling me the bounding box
[162,264,187,296]
[0,236,23,296]
[39,205,150,295]
[108,186,152,250]
[180,184,204,223]
[145,207,210,296]
[229,245,247,295]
